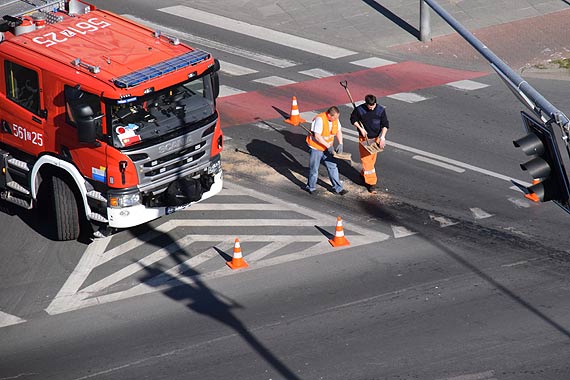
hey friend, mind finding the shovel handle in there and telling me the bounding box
[339,80,356,109]
[340,79,368,138]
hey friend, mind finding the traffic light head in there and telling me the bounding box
[513,111,570,205]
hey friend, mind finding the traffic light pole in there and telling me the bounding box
[421,0,570,157]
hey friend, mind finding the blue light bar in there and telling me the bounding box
[113,49,211,89]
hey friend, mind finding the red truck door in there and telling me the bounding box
[0,59,46,155]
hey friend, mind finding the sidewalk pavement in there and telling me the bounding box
[182,0,570,71]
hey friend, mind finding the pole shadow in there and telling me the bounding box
[361,0,420,39]
[137,231,303,380]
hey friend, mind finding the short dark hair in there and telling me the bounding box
[327,106,340,115]
[364,94,376,106]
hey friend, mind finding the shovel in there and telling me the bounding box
[298,122,352,161]
[339,80,384,154]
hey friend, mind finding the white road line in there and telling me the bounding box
[446,80,489,90]
[253,76,297,87]
[391,225,417,238]
[386,92,430,103]
[413,155,466,173]
[219,60,258,76]
[436,370,496,380]
[298,68,336,78]
[187,203,291,211]
[143,243,231,287]
[508,197,531,208]
[174,219,319,227]
[123,15,299,68]
[345,129,531,192]
[350,57,397,68]
[386,140,531,186]
[470,207,494,219]
[45,237,113,315]
[158,6,356,59]
[502,260,529,267]
[0,310,25,328]
[245,241,290,263]
[219,85,246,97]
[80,235,196,296]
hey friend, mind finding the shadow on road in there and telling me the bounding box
[246,118,363,191]
[362,0,420,39]
[356,197,570,339]
[139,233,302,379]
[0,199,92,243]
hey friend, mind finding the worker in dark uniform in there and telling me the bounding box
[349,94,389,194]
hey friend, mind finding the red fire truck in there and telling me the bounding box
[0,0,224,240]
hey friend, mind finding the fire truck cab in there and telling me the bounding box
[0,0,224,240]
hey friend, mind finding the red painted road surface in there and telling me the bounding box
[217,61,488,128]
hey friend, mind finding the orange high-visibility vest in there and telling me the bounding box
[306,112,339,151]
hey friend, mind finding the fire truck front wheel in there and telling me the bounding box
[51,175,81,241]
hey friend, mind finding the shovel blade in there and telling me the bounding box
[333,152,352,160]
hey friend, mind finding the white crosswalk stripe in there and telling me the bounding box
[351,57,397,68]
[219,60,258,76]
[253,76,297,87]
[391,225,417,238]
[123,15,299,68]
[219,85,246,97]
[446,80,489,90]
[299,68,336,78]
[0,310,25,328]
[470,208,494,219]
[387,92,430,103]
[158,6,356,59]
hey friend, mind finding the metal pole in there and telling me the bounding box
[420,0,431,42]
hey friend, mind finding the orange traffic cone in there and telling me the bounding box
[525,178,541,202]
[227,238,249,269]
[284,96,306,126]
[329,216,350,247]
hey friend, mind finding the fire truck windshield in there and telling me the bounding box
[108,74,215,149]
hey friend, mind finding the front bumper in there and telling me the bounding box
[106,171,223,229]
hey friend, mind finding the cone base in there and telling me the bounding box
[227,258,249,270]
[329,237,350,247]
[284,117,306,126]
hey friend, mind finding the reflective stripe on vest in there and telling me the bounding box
[306,112,338,151]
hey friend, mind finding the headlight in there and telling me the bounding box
[108,191,141,208]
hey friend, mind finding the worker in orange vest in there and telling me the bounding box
[305,106,348,195]
[350,94,389,194]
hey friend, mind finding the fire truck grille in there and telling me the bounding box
[143,151,205,177]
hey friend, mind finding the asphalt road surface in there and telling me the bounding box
[1,1,570,379]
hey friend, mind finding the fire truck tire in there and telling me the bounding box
[52,175,80,241]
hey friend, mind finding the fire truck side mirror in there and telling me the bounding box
[74,104,103,145]
[65,85,103,146]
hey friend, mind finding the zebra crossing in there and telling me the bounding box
[45,181,391,316]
